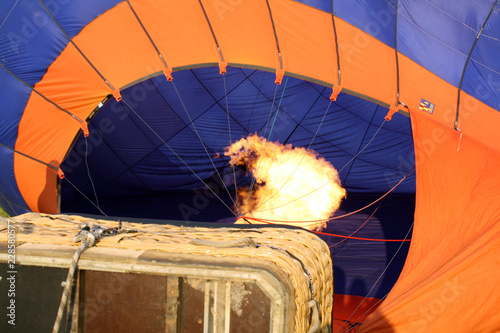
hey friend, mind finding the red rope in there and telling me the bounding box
[235,216,411,242]
[314,230,410,242]
[234,166,415,243]
[235,165,414,225]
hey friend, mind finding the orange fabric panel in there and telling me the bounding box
[359,111,500,332]
[16,37,115,214]
[268,0,397,104]
[15,92,82,162]
[14,91,81,212]
[34,42,111,119]
[267,0,338,84]
[199,0,277,71]
[399,54,500,153]
[335,17,397,105]
[458,91,500,153]
[398,54,458,126]
[13,155,59,213]
[333,294,381,331]
[129,0,218,71]
[72,2,163,90]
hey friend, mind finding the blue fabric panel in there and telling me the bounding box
[0,65,31,148]
[90,101,159,166]
[130,147,201,191]
[0,0,68,86]
[0,0,18,23]
[325,193,414,298]
[203,69,279,132]
[398,0,494,87]
[190,104,249,151]
[121,81,188,146]
[0,145,30,216]
[296,0,396,48]
[39,0,122,39]
[342,115,415,193]
[106,169,153,195]
[462,8,500,111]
[188,66,251,102]
[62,133,131,197]
[0,195,29,217]
[294,0,331,13]
[289,93,415,193]
[154,70,218,125]
[154,126,224,188]
[297,0,500,108]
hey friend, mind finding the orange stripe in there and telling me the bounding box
[458,91,500,153]
[129,0,218,72]
[72,2,163,90]
[399,53,500,152]
[268,0,338,84]
[14,91,81,212]
[15,92,82,161]
[359,110,500,332]
[34,42,111,119]
[13,155,59,213]
[198,0,277,71]
[14,0,500,213]
[335,17,397,105]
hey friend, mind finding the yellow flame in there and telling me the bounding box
[225,134,346,230]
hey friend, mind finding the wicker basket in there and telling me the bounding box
[0,213,333,333]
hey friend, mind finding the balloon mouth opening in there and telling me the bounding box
[60,65,415,224]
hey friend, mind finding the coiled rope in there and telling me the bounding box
[52,225,97,333]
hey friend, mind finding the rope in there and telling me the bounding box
[223,72,241,215]
[342,108,378,185]
[328,201,381,248]
[52,229,97,333]
[307,300,321,333]
[324,164,414,221]
[84,136,100,210]
[325,143,415,247]
[246,69,266,129]
[331,0,341,86]
[265,0,283,69]
[197,0,225,63]
[0,61,86,125]
[267,77,288,141]
[259,243,316,302]
[125,0,170,72]
[243,77,288,213]
[394,0,401,104]
[236,220,410,242]
[0,190,18,216]
[454,0,497,130]
[236,165,414,226]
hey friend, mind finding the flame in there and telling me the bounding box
[225,134,346,230]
